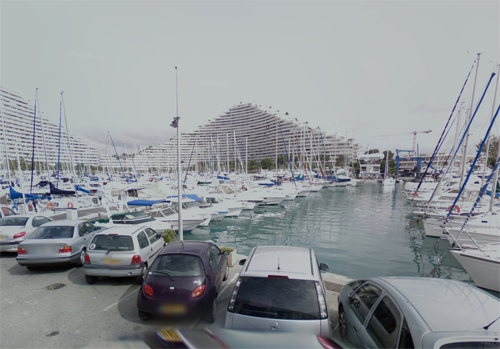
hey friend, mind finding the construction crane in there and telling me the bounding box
[372,130,432,153]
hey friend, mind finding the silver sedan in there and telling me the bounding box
[0,215,53,252]
[16,220,100,269]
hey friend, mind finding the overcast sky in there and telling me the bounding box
[1,1,499,156]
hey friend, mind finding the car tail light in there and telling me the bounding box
[17,247,27,254]
[144,284,154,297]
[191,285,206,298]
[315,281,328,319]
[227,277,242,312]
[13,231,26,239]
[59,246,72,253]
[131,255,141,264]
[84,254,91,263]
[317,336,342,349]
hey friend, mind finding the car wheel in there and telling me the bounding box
[223,264,229,281]
[136,264,147,285]
[204,297,217,323]
[76,249,86,267]
[339,305,348,339]
[26,266,36,271]
[138,311,149,321]
[85,275,98,284]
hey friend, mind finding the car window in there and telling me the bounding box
[137,231,149,249]
[32,216,51,227]
[399,318,414,349]
[366,296,402,349]
[30,226,74,239]
[145,228,160,244]
[78,223,88,237]
[83,222,96,233]
[150,254,204,277]
[350,283,382,324]
[1,206,16,217]
[0,217,29,226]
[210,245,221,264]
[440,343,500,348]
[207,249,216,270]
[89,235,134,251]
[233,277,321,320]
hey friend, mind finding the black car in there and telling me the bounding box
[137,240,229,323]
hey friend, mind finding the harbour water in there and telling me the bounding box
[186,181,472,282]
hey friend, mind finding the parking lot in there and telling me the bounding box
[0,252,349,348]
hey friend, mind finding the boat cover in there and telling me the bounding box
[127,199,167,206]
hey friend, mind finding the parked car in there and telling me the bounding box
[83,225,164,284]
[224,245,331,337]
[338,277,500,348]
[0,215,53,252]
[136,240,229,323]
[0,205,17,218]
[16,220,99,269]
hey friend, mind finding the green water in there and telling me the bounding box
[187,182,471,282]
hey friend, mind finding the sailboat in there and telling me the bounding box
[382,151,395,186]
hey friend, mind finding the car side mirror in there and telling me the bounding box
[239,259,246,266]
[350,297,360,309]
[319,263,329,271]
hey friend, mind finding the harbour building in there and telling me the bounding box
[0,87,103,175]
[131,103,361,173]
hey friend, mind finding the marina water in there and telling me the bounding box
[186,182,473,282]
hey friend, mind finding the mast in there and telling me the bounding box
[36,89,50,180]
[61,92,78,197]
[460,53,481,189]
[29,90,37,194]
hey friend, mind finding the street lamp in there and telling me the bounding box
[170,116,183,240]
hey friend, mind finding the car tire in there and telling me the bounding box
[85,275,98,284]
[204,296,217,323]
[136,264,147,285]
[138,311,149,321]
[76,249,86,267]
[223,263,229,281]
[26,266,36,271]
[339,304,348,339]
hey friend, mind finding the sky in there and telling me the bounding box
[1,1,499,157]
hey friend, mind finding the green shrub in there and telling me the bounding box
[220,247,234,253]
[163,229,178,243]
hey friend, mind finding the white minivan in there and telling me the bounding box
[83,225,164,284]
[225,245,332,337]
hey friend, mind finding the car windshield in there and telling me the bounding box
[150,254,204,277]
[30,226,74,239]
[0,217,29,226]
[233,277,321,320]
[89,235,134,251]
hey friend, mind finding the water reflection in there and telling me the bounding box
[184,182,472,283]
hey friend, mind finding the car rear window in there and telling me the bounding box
[440,343,500,348]
[89,235,134,251]
[150,254,204,277]
[0,217,29,226]
[30,226,74,239]
[233,277,320,320]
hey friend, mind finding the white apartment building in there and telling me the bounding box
[131,103,361,172]
[0,87,103,174]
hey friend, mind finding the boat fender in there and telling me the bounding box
[448,205,460,213]
[67,202,74,209]
[47,202,55,210]
[411,192,418,197]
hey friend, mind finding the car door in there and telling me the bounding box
[209,245,224,290]
[346,282,383,347]
[136,230,152,264]
[144,228,163,260]
[357,295,404,349]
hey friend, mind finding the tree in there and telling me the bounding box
[248,160,260,172]
[477,135,499,168]
[261,158,273,170]
[335,155,345,167]
[365,149,380,154]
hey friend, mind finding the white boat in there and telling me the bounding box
[451,243,500,292]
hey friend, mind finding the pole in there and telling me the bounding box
[172,66,183,239]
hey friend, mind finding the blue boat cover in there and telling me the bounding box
[127,199,167,206]
[75,185,92,194]
[9,186,48,201]
[166,194,202,202]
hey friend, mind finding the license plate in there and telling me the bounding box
[103,258,120,265]
[34,246,52,254]
[157,329,182,343]
[161,304,186,315]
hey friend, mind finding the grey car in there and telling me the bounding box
[16,220,100,269]
[83,225,165,284]
[338,277,500,348]
[225,245,331,337]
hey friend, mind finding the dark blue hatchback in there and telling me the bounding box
[136,240,229,323]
